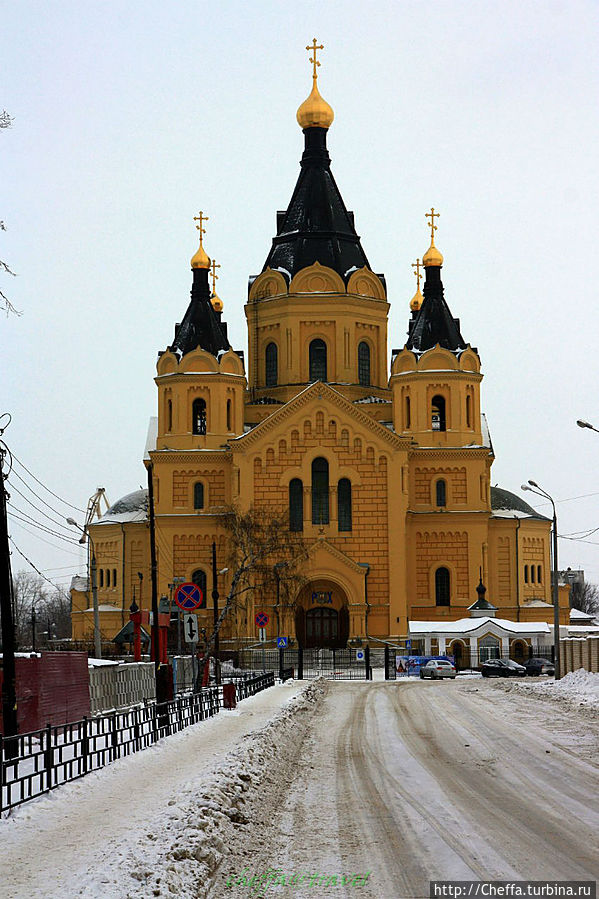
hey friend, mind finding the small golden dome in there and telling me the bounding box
[211,293,223,313]
[423,238,443,267]
[297,79,334,129]
[410,287,423,312]
[191,242,210,270]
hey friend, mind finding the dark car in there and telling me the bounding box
[480,658,526,677]
[524,657,555,677]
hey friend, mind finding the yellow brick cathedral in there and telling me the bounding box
[71,43,568,660]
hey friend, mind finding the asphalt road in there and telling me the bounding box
[221,679,599,899]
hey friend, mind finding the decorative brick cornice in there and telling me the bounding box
[150,451,232,464]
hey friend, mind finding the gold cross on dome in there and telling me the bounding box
[426,207,440,240]
[306,38,324,79]
[210,259,221,294]
[412,258,422,289]
[193,211,209,244]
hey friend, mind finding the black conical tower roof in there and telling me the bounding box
[169,267,230,359]
[406,265,467,354]
[261,127,378,286]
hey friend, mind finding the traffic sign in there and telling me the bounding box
[277,637,288,648]
[175,582,204,611]
[255,612,269,628]
[259,627,267,643]
[356,649,365,662]
[183,613,199,644]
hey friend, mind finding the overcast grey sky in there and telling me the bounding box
[2,0,599,592]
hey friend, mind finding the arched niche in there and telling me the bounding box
[390,349,418,375]
[347,267,386,300]
[418,346,459,371]
[248,268,288,302]
[156,352,178,375]
[289,261,345,295]
[219,350,245,375]
[179,348,219,373]
[458,348,480,373]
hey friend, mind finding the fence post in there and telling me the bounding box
[298,646,303,680]
[44,723,53,793]
[384,645,389,680]
[0,734,4,817]
[111,711,118,762]
[81,716,89,775]
[365,646,371,681]
[278,648,284,682]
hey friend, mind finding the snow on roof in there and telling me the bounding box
[566,625,599,635]
[96,488,148,525]
[144,416,158,460]
[490,486,549,520]
[409,616,550,635]
[353,395,391,404]
[570,608,594,620]
[70,575,88,592]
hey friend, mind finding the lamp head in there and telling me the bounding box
[527,479,539,488]
[577,419,592,429]
[520,484,530,491]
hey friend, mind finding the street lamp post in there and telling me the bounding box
[521,480,561,679]
[67,518,101,659]
[212,541,220,686]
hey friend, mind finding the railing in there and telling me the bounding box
[1,671,274,815]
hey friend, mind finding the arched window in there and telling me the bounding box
[289,478,303,532]
[405,395,411,429]
[466,394,472,428]
[435,567,450,606]
[192,398,207,435]
[436,479,447,507]
[530,566,535,584]
[524,565,529,583]
[193,482,204,510]
[265,342,278,387]
[358,342,370,387]
[113,569,117,587]
[309,339,327,382]
[167,399,173,432]
[107,568,111,587]
[431,395,446,432]
[226,399,232,431]
[311,457,330,524]
[99,568,104,588]
[191,569,207,608]
[338,478,352,531]
[537,565,542,583]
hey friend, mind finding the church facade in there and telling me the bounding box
[71,48,568,658]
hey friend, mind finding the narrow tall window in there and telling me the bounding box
[531,566,535,584]
[106,569,111,588]
[167,399,173,432]
[435,567,450,606]
[226,399,232,431]
[113,569,117,587]
[265,342,278,387]
[537,565,542,583]
[191,569,207,607]
[309,339,327,382]
[338,478,352,531]
[193,482,204,510]
[524,565,529,583]
[311,457,330,524]
[405,395,411,429]
[436,479,447,507]
[358,342,370,387]
[431,395,446,431]
[192,398,207,435]
[289,478,303,532]
[466,394,472,428]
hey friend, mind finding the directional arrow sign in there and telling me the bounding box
[183,613,199,644]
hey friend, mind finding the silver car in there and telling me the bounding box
[419,659,457,679]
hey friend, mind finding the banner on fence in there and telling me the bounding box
[395,655,455,677]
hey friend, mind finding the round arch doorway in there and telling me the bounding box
[294,580,350,649]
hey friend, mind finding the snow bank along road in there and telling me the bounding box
[1,676,598,899]
[213,678,599,899]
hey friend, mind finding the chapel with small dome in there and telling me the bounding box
[71,42,568,661]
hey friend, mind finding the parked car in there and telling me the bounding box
[420,659,457,679]
[480,658,526,677]
[524,657,555,676]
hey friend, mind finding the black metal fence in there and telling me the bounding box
[1,671,274,816]
[239,647,378,680]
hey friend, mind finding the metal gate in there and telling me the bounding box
[238,647,372,680]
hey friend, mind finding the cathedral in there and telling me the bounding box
[71,43,568,662]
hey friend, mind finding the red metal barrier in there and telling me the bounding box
[222,683,236,709]
[0,652,90,733]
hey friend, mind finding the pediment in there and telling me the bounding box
[289,262,345,295]
[249,268,289,302]
[232,381,407,452]
[347,267,386,300]
[308,537,368,577]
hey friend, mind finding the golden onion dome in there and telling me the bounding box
[191,242,210,270]
[422,238,443,268]
[410,287,423,312]
[210,293,223,313]
[297,79,334,130]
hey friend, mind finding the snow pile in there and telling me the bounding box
[498,668,599,715]
[82,679,325,899]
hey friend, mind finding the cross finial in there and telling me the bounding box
[412,258,422,290]
[210,259,221,294]
[193,211,209,245]
[426,207,440,242]
[306,38,324,80]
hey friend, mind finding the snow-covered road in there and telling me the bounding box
[2,675,599,899]
[212,677,599,899]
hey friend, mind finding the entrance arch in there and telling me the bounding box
[294,579,350,649]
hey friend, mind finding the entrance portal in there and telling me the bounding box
[305,607,338,648]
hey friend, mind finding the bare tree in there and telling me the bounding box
[570,581,599,616]
[197,505,309,685]
[1,110,20,317]
[6,570,71,650]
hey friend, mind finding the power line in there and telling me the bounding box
[8,537,70,593]
[10,450,85,513]
[8,466,82,522]
[8,516,84,557]
[7,505,81,545]
[7,480,80,534]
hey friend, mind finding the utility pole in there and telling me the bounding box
[0,438,18,746]
[147,463,163,701]
[212,541,220,686]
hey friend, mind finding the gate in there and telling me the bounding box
[239,647,372,680]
